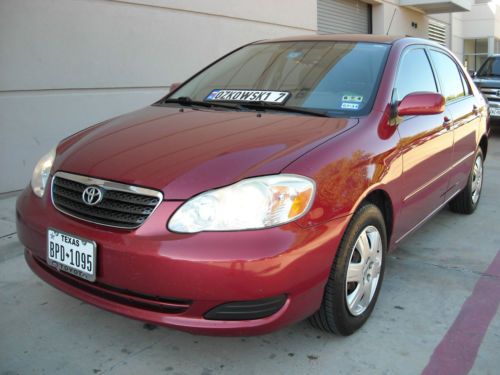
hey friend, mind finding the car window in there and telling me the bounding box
[171,41,391,116]
[395,48,437,101]
[429,50,465,102]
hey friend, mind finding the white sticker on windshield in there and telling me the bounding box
[206,89,290,104]
[341,102,359,110]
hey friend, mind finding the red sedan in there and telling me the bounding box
[17,35,489,336]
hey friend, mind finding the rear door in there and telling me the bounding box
[427,49,481,199]
[394,47,454,241]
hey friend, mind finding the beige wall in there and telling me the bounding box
[460,3,498,38]
[0,0,316,193]
[373,0,429,37]
[370,1,493,63]
[445,3,500,63]
[450,12,465,60]
[114,0,317,31]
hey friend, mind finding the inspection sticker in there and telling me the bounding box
[205,89,290,104]
[342,95,363,103]
[341,102,359,110]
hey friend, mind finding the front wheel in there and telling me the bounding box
[309,203,387,335]
[449,148,484,214]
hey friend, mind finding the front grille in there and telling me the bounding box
[33,255,191,314]
[51,172,163,229]
[479,87,500,103]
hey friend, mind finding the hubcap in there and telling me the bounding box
[471,155,483,205]
[345,225,383,316]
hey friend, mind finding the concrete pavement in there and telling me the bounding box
[1,127,499,375]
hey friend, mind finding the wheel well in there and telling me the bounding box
[363,190,393,245]
[479,135,488,160]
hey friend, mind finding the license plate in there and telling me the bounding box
[489,107,500,116]
[47,228,96,282]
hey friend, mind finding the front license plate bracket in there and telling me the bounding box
[47,228,97,282]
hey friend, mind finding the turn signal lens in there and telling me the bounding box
[288,189,313,219]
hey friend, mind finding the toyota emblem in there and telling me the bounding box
[82,186,104,206]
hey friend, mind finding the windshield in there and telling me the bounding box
[169,41,391,116]
[477,57,500,77]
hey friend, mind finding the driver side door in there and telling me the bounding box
[393,47,454,242]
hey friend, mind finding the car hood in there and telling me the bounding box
[473,77,500,88]
[55,106,357,199]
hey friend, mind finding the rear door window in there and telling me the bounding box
[429,50,465,102]
[460,72,472,96]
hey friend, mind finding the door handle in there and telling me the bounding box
[473,105,479,115]
[443,116,452,129]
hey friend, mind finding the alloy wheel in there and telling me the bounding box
[471,155,483,205]
[345,225,383,316]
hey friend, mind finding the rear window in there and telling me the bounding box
[171,41,391,116]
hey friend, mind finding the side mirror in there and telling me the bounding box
[398,92,445,116]
[169,82,182,93]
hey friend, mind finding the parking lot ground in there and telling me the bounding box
[1,127,500,375]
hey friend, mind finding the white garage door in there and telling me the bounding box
[318,0,371,34]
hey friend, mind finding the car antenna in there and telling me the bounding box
[386,9,397,35]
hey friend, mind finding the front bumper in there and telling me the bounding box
[17,184,350,335]
[487,101,500,119]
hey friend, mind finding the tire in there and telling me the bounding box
[449,148,484,215]
[309,203,387,335]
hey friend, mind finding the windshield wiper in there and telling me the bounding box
[161,97,329,117]
[239,102,330,117]
[162,96,241,110]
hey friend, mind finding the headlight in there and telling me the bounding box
[31,147,56,198]
[168,174,315,233]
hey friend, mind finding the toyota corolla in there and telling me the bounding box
[17,35,489,336]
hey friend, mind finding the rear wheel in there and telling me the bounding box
[309,204,386,335]
[449,149,484,214]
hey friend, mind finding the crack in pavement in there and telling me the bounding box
[0,232,17,239]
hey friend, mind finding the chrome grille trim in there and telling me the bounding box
[51,171,163,229]
[479,87,500,102]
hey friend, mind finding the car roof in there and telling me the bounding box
[255,34,405,45]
